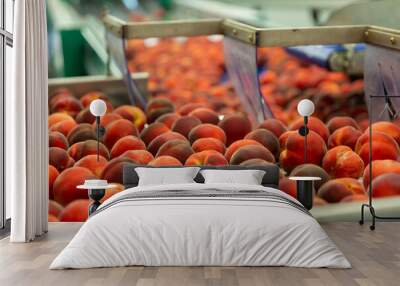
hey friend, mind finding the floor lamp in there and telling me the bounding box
[297,99,315,163]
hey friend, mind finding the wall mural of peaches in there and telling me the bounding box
[48,37,400,222]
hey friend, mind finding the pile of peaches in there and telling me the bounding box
[48,39,400,222]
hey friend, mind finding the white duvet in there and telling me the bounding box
[50,183,350,269]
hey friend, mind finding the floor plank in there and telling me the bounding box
[0,222,399,286]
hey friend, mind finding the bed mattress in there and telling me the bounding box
[50,183,350,269]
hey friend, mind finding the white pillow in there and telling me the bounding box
[200,169,266,185]
[136,167,200,186]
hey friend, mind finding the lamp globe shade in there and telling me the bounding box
[297,99,315,117]
[90,99,107,117]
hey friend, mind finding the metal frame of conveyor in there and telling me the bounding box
[102,15,400,230]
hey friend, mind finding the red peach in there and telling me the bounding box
[225,139,262,162]
[49,165,59,199]
[328,126,362,150]
[279,130,327,173]
[371,173,400,197]
[49,147,75,172]
[67,123,97,145]
[48,112,74,128]
[245,129,280,160]
[49,131,69,150]
[121,150,154,165]
[53,167,96,206]
[101,157,136,184]
[322,146,364,179]
[239,158,275,167]
[98,113,123,128]
[185,150,228,166]
[49,200,63,217]
[363,160,400,188]
[289,116,330,142]
[156,139,194,164]
[279,177,297,198]
[49,119,78,137]
[171,116,202,138]
[318,178,365,203]
[100,183,125,203]
[258,118,287,138]
[75,108,96,124]
[155,113,181,128]
[188,108,219,125]
[110,135,146,158]
[326,116,360,133]
[50,96,83,117]
[103,119,139,149]
[148,156,183,167]
[140,122,170,146]
[68,140,110,161]
[147,132,187,156]
[49,88,73,108]
[218,113,252,146]
[188,123,226,144]
[113,105,147,131]
[177,103,206,115]
[192,137,226,154]
[230,145,275,165]
[290,164,330,191]
[74,154,108,178]
[59,199,90,222]
[369,121,400,145]
[146,98,175,123]
[80,91,112,110]
[278,130,297,148]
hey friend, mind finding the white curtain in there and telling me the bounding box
[7,0,48,242]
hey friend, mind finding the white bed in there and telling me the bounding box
[50,181,350,269]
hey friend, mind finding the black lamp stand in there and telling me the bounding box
[298,116,309,163]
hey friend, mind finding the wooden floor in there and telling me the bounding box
[0,222,399,286]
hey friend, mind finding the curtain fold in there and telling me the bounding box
[8,0,48,242]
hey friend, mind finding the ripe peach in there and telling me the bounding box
[290,164,330,191]
[171,116,202,138]
[355,131,400,165]
[279,130,327,173]
[100,183,125,203]
[147,132,187,156]
[371,173,400,197]
[140,122,170,146]
[53,167,96,206]
[101,157,135,184]
[121,150,154,165]
[49,147,75,172]
[239,158,275,167]
[225,139,262,162]
[80,91,113,110]
[177,103,205,115]
[146,97,175,123]
[230,145,275,165]
[59,199,90,222]
[113,105,147,131]
[278,130,297,148]
[110,135,146,158]
[67,123,97,145]
[326,116,360,133]
[49,88,73,108]
[49,131,69,150]
[218,113,252,146]
[328,126,362,150]
[103,119,139,149]
[289,116,330,142]
[314,196,328,206]
[245,129,280,160]
[318,178,365,203]
[50,96,83,117]
[155,113,181,128]
[279,177,297,198]
[188,108,219,125]
[74,155,108,178]
[258,118,287,138]
[48,112,74,128]
[49,165,59,199]
[49,119,78,137]
[369,121,400,145]
[188,123,226,144]
[192,137,226,154]
[185,150,228,166]
[68,140,110,161]
[49,200,63,217]
[363,160,400,188]
[48,214,60,222]
[148,156,183,167]
[156,139,194,164]
[98,113,123,128]
[322,146,364,179]
[75,108,96,124]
